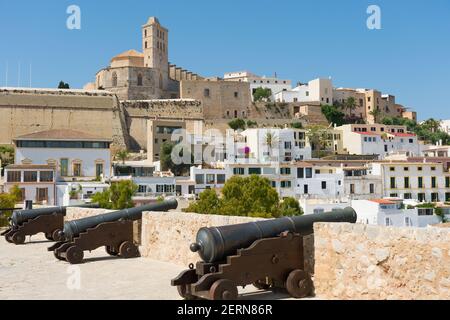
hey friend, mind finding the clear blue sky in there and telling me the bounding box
[1,0,449,120]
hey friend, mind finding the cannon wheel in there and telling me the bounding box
[285,269,313,299]
[119,241,139,259]
[253,279,272,290]
[106,246,119,256]
[209,279,238,301]
[65,246,84,264]
[53,250,65,261]
[5,233,14,243]
[52,229,63,242]
[12,232,26,245]
[177,284,199,300]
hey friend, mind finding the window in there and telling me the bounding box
[96,163,104,178]
[431,167,436,171]
[7,171,21,182]
[350,184,355,194]
[431,177,437,188]
[405,217,412,227]
[73,163,81,177]
[390,177,396,189]
[409,139,414,143]
[234,92,238,98]
[390,193,398,197]
[418,167,423,171]
[217,174,226,184]
[321,181,327,190]
[60,159,68,177]
[385,218,392,226]
[431,193,439,202]
[304,185,309,194]
[284,142,292,149]
[418,193,426,202]
[233,168,245,175]
[206,174,215,184]
[40,171,53,182]
[404,177,410,189]
[195,174,204,184]
[204,88,210,97]
[404,193,412,200]
[370,184,375,194]
[248,168,261,175]
[36,188,48,203]
[280,168,291,175]
[446,177,450,188]
[404,167,409,171]
[297,168,304,178]
[137,74,143,86]
[112,72,118,87]
[138,185,147,193]
[305,168,313,179]
[390,167,395,172]
[280,181,292,188]
[418,177,424,189]
[305,91,309,97]
[24,171,38,182]
[446,193,450,202]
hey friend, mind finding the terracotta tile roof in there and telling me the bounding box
[369,199,396,205]
[14,129,111,142]
[393,133,416,137]
[111,49,144,60]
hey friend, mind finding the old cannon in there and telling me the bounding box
[171,207,357,300]
[2,203,100,245]
[49,199,178,264]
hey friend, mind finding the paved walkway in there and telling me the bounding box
[0,233,294,300]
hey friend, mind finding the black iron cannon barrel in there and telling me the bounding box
[11,207,67,227]
[190,207,357,263]
[62,199,178,240]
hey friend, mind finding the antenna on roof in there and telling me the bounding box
[18,61,21,87]
[5,61,8,87]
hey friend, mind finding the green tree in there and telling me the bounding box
[58,81,70,89]
[279,197,303,216]
[291,122,303,129]
[185,189,220,215]
[369,108,384,124]
[343,97,357,116]
[306,125,331,158]
[321,104,345,126]
[115,149,129,165]
[160,142,191,176]
[0,185,22,227]
[246,120,258,128]
[92,180,138,210]
[228,119,247,131]
[0,145,14,173]
[253,87,272,102]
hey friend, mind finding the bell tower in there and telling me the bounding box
[142,17,169,93]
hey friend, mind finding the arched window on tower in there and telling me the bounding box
[137,74,143,86]
[159,74,163,90]
[112,72,118,87]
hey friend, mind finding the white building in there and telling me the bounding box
[227,128,312,164]
[371,161,450,202]
[275,78,333,105]
[190,166,226,195]
[440,120,450,134]
[352,199,448,228]
[223,71,292,101]
[4,129,112,206]
[337,124,421,159]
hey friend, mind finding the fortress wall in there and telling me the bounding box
[314,223,450,299]
[0,89,128,148]
[122,99,203,150]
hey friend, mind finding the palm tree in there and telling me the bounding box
[306,125,330,158]
[264,131,278,160]
[423,118,441,133]
[115,150,129,164]
[344,97,357,117]
[369,108,383,124]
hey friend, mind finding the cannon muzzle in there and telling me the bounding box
[192,207,357,263]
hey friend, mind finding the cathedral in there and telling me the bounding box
[85,17,202,100]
